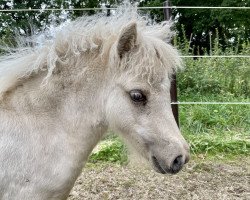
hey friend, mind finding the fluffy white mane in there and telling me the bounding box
[0,4,181,97]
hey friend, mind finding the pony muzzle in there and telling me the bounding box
[151,153,189,174]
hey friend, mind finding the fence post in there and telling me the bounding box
[163,1,179,127]
[106,4,110,16]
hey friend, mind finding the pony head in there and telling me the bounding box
[104,21,190,174]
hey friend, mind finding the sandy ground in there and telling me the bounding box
[68,157,249,200]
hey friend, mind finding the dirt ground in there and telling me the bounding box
[68,157,249,200]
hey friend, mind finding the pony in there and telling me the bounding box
[0,5,190,200]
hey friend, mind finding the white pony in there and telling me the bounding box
[0,5,189,200]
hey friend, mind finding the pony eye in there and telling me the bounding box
[129,90,147,103]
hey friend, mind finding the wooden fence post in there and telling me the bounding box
[106,4,110,16]
[163,1,179,127]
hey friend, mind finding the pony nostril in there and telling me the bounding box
[171,155,183,173]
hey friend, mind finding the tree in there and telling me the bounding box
[1,0,249,54]
[0,0,111,41]
[139,0,250,54]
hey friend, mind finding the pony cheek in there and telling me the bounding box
[105,99,135,134]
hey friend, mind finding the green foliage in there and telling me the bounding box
[178,57,250,96]
[1,0,249,53]
[177,31,250,97]
[89,139,128,164]
[139,0,250,54]
[184,131,249,156]
[174,32,250,157]
[0,0,115,39]
[179,95,249,157]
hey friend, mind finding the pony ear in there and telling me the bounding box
[117,22,137,58]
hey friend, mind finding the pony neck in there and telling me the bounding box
[1,50,109,136]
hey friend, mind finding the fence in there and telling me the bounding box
[1,2,249,125]
[1,6,250,12]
